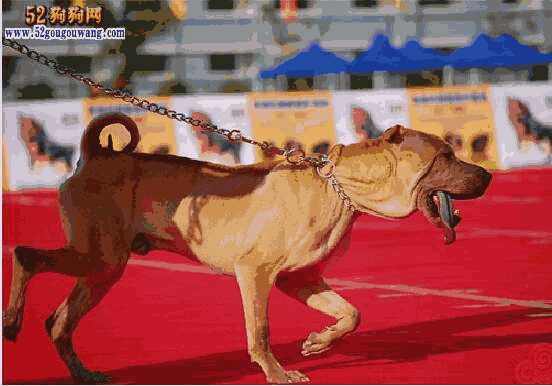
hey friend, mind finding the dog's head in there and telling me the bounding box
[333,124,491,244]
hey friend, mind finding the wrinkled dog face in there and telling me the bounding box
[415,135,492,244]
[335,125,491,244]
[361,125,492,244]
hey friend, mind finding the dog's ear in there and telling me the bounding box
[382,124,404,144]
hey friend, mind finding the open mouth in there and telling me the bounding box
[431,191,461,245]
[415,151,491,245]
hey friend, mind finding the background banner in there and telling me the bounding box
[407,85,498,169]
[490,83,552,169]
[4,85,550,192]
[83,96,177,156]
[171,95,254,165]
[247,91,336,161]
[333,89,410,145]
[2,100,84,190]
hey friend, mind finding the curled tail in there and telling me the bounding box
[80,113,140,161]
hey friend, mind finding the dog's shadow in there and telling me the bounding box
[12,309,552,384]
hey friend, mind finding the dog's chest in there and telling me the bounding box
[281,215,355,272]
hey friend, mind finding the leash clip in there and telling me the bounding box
[285,147,306,164]
[316,155,335,179]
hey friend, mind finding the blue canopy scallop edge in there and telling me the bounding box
[447,33,552,70]
[259,34,552,78]
[259,42,350,79]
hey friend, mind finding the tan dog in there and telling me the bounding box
[3,113,491,384]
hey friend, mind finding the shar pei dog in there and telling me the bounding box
[4,113,491,383]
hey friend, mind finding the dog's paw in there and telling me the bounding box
[3,313,22,342]
[301,331,332,357]
[3,323,21,342]
[267,369,309,384]
[72,368,111,384]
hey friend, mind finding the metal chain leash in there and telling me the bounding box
[2,37,357,211]
[2,38,278,155]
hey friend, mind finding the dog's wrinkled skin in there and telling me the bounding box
[3,114,491,384]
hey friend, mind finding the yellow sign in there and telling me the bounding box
[83,97,177,155]
[247,91,336,161]
[407,85,498,169]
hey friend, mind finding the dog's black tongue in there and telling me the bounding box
[436,191,457,245]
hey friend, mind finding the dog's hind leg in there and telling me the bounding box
[3,246,106,342]
[276,271,360,357]
[3,248,33,341]
[45,262,127,384]
[44,212,131,383]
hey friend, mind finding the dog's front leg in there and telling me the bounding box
[276,272,360,357]
[235,262,309,384]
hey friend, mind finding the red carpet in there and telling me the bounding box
[3,168,552,384]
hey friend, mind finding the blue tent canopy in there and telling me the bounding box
[446,34,496,69]
[447,33,552,69]
[494,33,552,65]
[260,34,551,79]
[396,40,448,72]
[348,34,408,74]
[259,42,350,79]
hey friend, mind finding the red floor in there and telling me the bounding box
[3,168,552,384]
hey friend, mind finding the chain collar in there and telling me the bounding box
[315,155,358,212]
[3,37,357,212]
[284,147,357,211]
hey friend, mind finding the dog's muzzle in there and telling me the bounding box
[417,155,492,245]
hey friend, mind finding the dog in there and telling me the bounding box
[508,98,552,144]
[3,113,491,384]
[19,116,75,172]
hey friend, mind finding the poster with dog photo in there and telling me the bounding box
[3,100,84,190]
[490,83,552,169]
[407,85,499,170]
[248,91,336,162]
[332,89,410,145]
[172,94,254,165]
[83,96,177,156]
